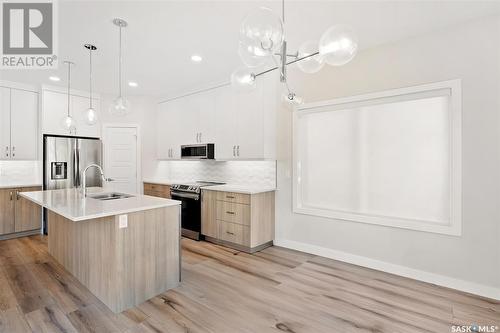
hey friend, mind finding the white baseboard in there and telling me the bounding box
[274,238,500,301]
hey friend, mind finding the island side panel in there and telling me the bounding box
[115,205,181,312]
[47,206,180,313]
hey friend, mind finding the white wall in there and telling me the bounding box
[275,15,500,297]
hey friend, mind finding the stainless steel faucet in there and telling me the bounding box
[82,164,113,197]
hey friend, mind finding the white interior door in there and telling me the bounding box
[103,126,139,194]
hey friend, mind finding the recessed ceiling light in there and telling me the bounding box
[191,55,202,62]
[49,76,60,81]
[128,81,138,87]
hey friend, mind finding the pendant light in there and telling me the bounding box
[60,61,76,132]
[109,18,130,116]
[84,44,98,125]
[231,0,358,105]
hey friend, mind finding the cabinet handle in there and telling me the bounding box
[237,145,240,157]
[5,146,8,157]
[226,195,235,199]
[232,145,236,157]
[9,191,12,201]
[226,231,235,235]
[11,146,15,151]
[226,211,235,215]
[199,133,202,142]
[16,191,19,200]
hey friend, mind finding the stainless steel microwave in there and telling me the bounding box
[181,143,215,159]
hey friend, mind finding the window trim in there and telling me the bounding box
[292,80,462,236]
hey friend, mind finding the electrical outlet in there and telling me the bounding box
[119,214,128,228]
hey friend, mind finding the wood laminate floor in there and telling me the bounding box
[0,235,498,333]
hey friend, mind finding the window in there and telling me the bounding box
[293,80,462,235]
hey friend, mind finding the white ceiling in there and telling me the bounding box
[1,1,499,99]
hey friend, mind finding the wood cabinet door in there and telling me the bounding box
[10,89,38,160]
[201,190,218,238]
[14,187,42,232]
[0,87,11,160]
[0,188,15,235]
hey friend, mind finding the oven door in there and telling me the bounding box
[170,190,201,240]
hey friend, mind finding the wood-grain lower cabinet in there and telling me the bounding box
[0,186,42,238]
[201,189,275,253]
[143,182,171,199]
[0,188,15,234]
[15,187,43,232]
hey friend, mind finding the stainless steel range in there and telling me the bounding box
[170,181,225,240]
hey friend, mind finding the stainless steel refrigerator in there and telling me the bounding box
[43,135,102,233]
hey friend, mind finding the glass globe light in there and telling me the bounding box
[239,7,284,57]
[109,96,131,116]
[84,107,98,125]
[61,115,76,132]
[296,40,324,74]
[319,25,358,66]
[231,67,256,90]
[238,42,267,68]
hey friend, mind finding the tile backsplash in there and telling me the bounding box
[153,160,276,188]
[0,160,41,181]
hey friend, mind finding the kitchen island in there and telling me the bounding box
[21,188,181,313]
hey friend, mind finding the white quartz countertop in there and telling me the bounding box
[201,184,276,194]
[20,188,181,222]
[0,178,42,189]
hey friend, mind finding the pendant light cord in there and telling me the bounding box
[89,48,93,109]
[67,62,71,117]
[118,25,122,98]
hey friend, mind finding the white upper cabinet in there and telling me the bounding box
[42,88,101,138]
[10,89,38,160]
[157,98,183,160]
[0,88,10,160]
[0,84,38,161]
[156,72,277,161]
[214,72,276,160]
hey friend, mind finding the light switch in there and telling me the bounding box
[119,214,128,228]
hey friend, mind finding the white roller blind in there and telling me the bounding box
[293,80,462,235]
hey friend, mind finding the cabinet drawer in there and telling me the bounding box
[144,183,170,198]
[216,201,250,225]
[216,191,250,204]
[218,220,249,246]
[144,189,171,199]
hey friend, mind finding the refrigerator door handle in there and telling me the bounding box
[73,148,81,187]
